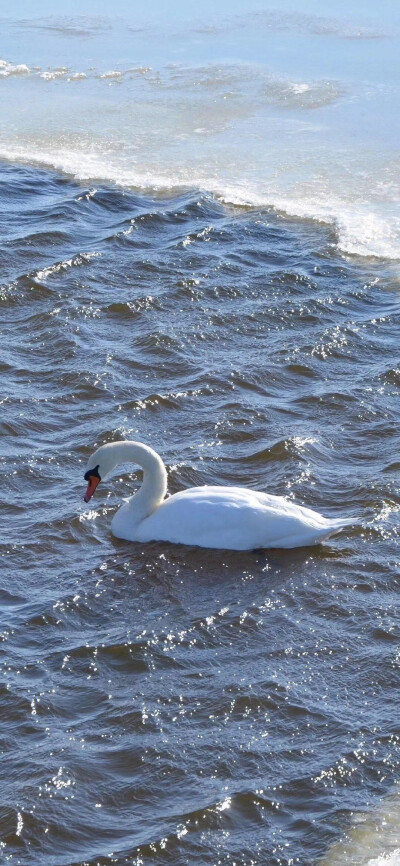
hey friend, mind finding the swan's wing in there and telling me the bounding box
[135,486,335,549]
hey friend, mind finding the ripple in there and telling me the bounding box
[1,165,400,866]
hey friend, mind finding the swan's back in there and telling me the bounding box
[121,485,346,550]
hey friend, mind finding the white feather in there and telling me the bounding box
[84,441,354,550]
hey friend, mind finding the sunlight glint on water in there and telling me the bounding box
[1,2,400,865]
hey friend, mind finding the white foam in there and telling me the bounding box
[260,76,343,109]
[215,186,400,260]
[100,70,122,79]
[369,852,400,866]
[98,67,149,80]
[40,68,68,80]
[291,83,311,94]
[34,253,101,282]
[321,787,400,866]
[0,58,30,77]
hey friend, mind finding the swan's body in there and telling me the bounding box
[83,441,352,550]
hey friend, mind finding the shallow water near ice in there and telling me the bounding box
[1,1,400,864]
[1,0,400,258]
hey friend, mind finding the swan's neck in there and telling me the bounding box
[104,441,167,521]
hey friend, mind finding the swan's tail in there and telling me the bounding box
[276,516,358,549]
[322,516,358,539]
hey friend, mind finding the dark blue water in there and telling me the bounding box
[1,161,400,865]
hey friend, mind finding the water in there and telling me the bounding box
[1,0,400,257]
[1,2,400,865]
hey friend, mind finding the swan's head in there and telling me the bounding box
[83,440,167,505]
[83,443,118,503]
[84,464,101,503]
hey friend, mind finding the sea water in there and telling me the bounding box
[1,1,400,864]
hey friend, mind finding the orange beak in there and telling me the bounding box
[84,475,100,503]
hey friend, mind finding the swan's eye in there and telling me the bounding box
[84,464,101,482]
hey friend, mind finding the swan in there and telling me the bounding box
[83,440,353,550]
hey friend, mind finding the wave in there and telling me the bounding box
[0,141,398,261]
[217,185,400,261]
[34,252,101,282]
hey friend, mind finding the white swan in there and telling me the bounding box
[83,440,352,550]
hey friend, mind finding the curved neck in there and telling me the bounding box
[102,441,168,519]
